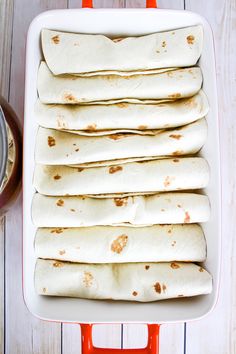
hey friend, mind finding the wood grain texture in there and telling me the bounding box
[185,0,236,352]
[5,1,67,352]
[68,0,125,8]
[125,0,184,9]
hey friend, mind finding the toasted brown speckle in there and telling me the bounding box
[178,294,184,297]
[108,134,127,140]
[53,174,61,180]
[111,234,128,254]
[77,168,84,172]
[187,35,195,44]
[51,35,60,44]
[199,267,204,272]
[48,136,56,147]
[113,38,124,43]
[117,103,128,108]
[169,134,182,140]
[154,282,161,294]
[42,287,47,293]
[109,166,123,174]
[168,93,181,99]
[56,199,64,207]
[171,241,177,247]
[173,159,180,163]
[164,176,171,188]
[53,261,63,268]
[86,124,97,131]
[64,94,77,103]
[162,284,167,292]
[177,204,182,208]
[184,211,191,223]
[161,208,165,212]
[171,262,180,269]
[50,228,64,234]
[132,291,138,296]
[168,229,172,234]
[138,125,148,130]
[83,271,93,287]
[114,197,128,207]
[70,208,76,212]
[75,148,80,152]
[172,150,183,156]
[145,265,150,270]
[162,41,166,48]
[59,250,66,255]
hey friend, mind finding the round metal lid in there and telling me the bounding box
[0,106,8,190]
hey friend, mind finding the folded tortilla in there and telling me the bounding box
[32,192,210,227]
[35,119,207,165]
[35,224,206,263]
[34,158,209,196]
[35,259,212,301]
[35,90,208,132]
[41,26,203,75]
[37,62,202,104]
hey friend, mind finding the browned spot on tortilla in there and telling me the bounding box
[167,71,173,77]
[70,208,76,212]
[48,136,56,147]
[56,199,64,207]
[169,134,182,140]
[73,143,76,146]
[145,265,150,270]
[164,176,171,188]
[173,159,180,163]
[77,168,84,172]
[53,174,61,180]
[172,150,183,156]
[50,228,64,234]
[171,262,180,269]
[138,125,148,130]
[73,42,80,46]
[168,93,181,99]
[184,211,191,223]
[86,124,97,131]
[42,287,47,293]
[177,204,181,208]
[64,94,77,103]
[113,38,124,43]
[51,35,60,44]
[187,35,195,44]
[171,241,176,247]
[111,234,128,254]
[53,261,63,268]
[132,291,138,296]
[117,102,128,108]
[162,41,166,47]
[114,197,128,207]
[161,208,165,212]
[154,282,161,294]
[156,50,160,53]
[168,229,172,234]
[178,294,184,297]
[109,165,123,174]
[59,250,66,255]
[172,31,175,35]
[162,284,167,292]
[75,148,80,152]
[56,116,68,129]
[184,97,197,108]
[108,133,128,140]
[199,267,204,272]
[83,271,93,287]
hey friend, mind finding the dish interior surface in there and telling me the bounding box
[23,8,220,323]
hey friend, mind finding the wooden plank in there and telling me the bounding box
[5,1,68,352]
[184,1,236,353]
[123,2,185,353]
[0,1,14,353]
[69,0,124,8]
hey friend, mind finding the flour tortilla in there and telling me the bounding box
[32,192,210,227]
[35,259,212,302]
[34,157,209,196]
[37,62,202,104]
[35,118,207,165]
[41,26,203,75]
[35,90,208,133]
[35,224,206,263]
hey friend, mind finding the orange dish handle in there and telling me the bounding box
[82,0,158,8]
[80,324,160,354]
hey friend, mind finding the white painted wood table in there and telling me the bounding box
[0,0,235,352]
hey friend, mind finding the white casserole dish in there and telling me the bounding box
[23,5,221,324]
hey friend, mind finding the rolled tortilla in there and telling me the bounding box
[37,62,202,104]
[35,119,207,165]
[41,26,203,75]
[35,224,206,263]
[35,90,208,132]
[32,192,210,227]
[35,259,212,301]
[33,158,209,196]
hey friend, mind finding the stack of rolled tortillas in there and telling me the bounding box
[33,25,212,302]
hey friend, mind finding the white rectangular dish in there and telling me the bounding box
[23,7,221,323]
